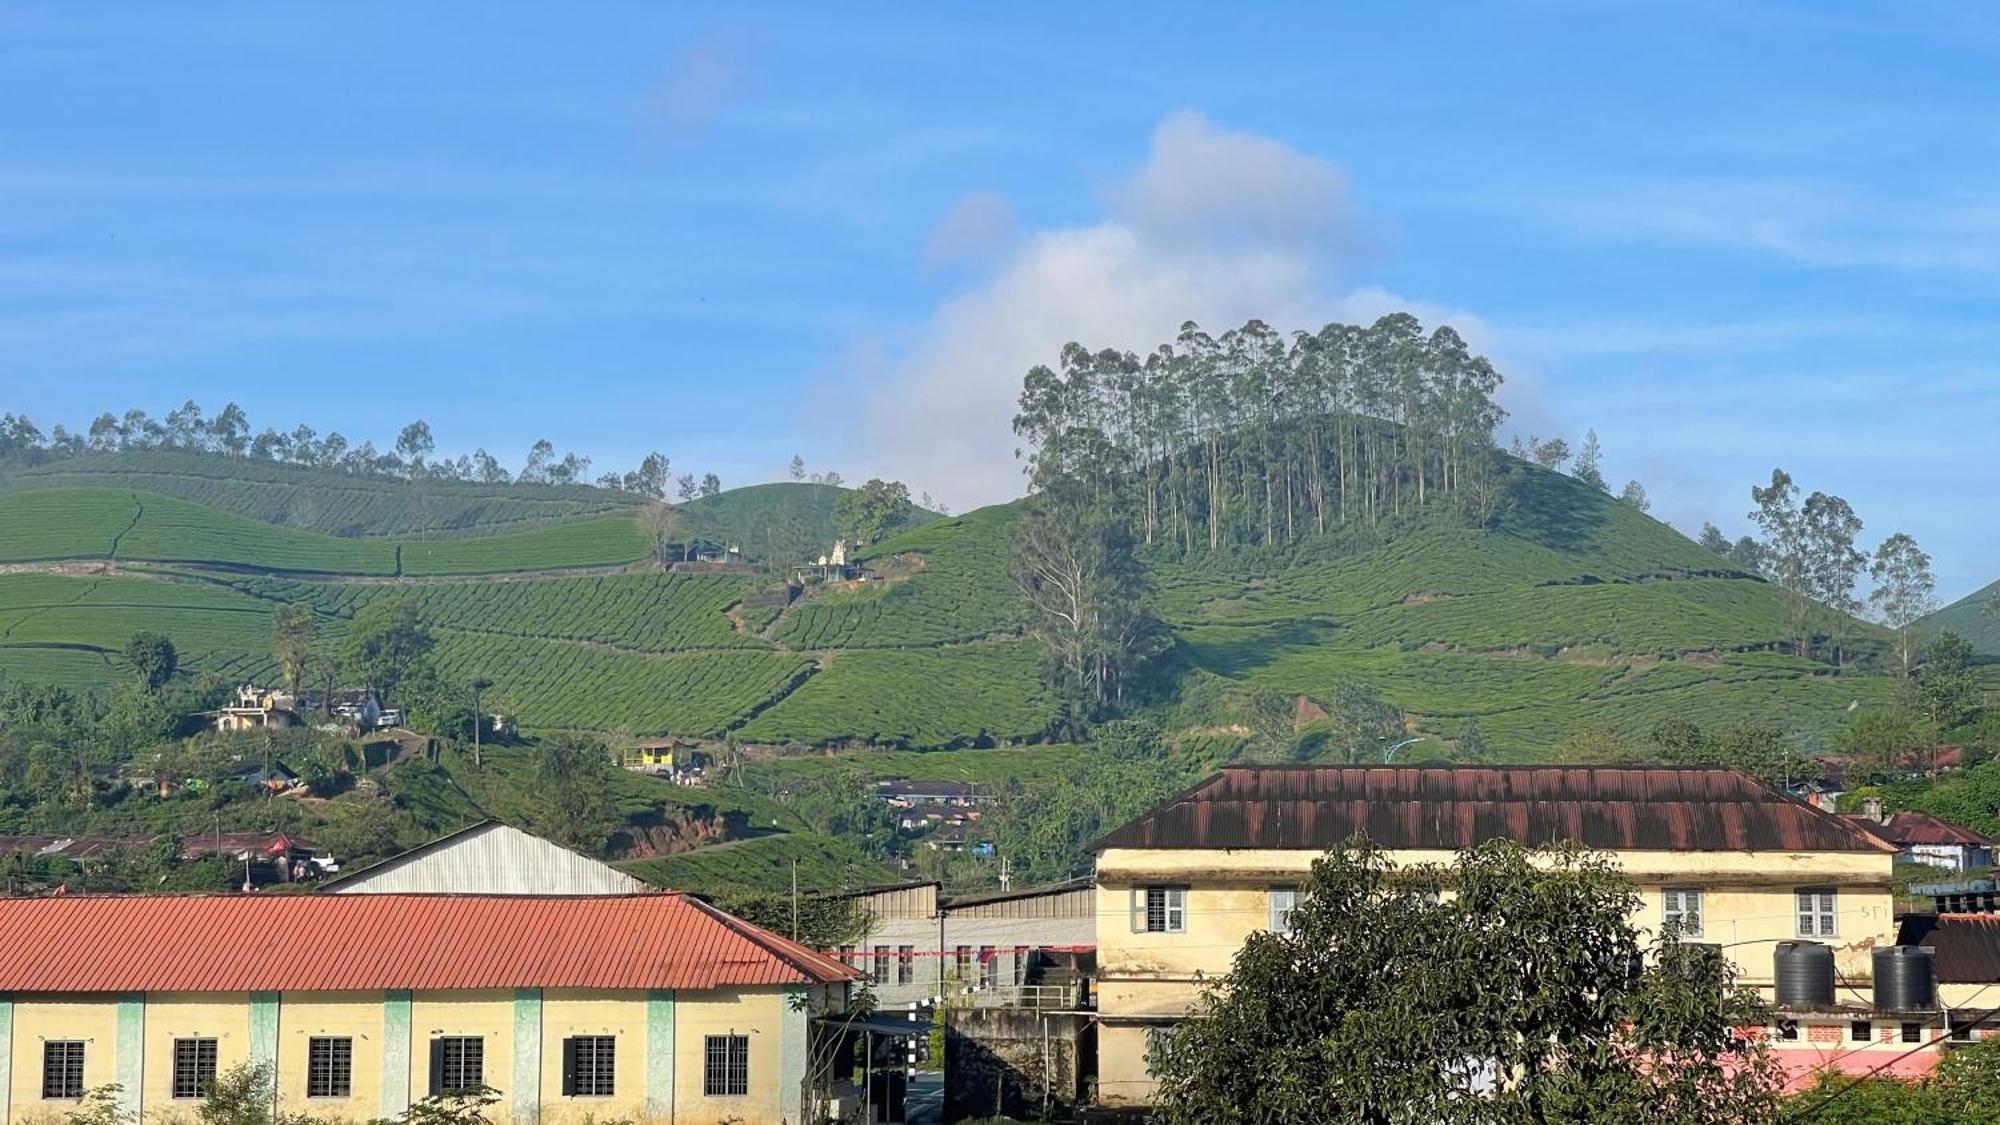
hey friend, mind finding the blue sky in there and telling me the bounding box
[2,2,1995,599]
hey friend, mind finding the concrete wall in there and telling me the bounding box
[943,1009,1091,1121]
[1094,845,1899,1107]
[0,985,815,1125]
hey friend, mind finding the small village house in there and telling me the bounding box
[0,893,859,1125]
[1090,765,1921,1107]
[1843,802,1995,872]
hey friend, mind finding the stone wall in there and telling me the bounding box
[944,1008,1093,1121]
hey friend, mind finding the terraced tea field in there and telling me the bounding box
[736,642,1056,749]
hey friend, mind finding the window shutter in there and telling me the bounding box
[428,1039,445,1097]
[561,1037,577,1097]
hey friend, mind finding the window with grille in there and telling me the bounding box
[838,944,854,967]
[954,945,971,982]
[1133,886,1187,933]
[429,1036,484,1095]
[307,1037,353,1099]
[172,1038,219,1099]
[1270,887,1299,934]
[1662,888,1704,938]
[1850,1021,1872,1043]
[702,1035,748,1097]
[1902,1023,1923,1044]
[978,945,997,988]
[562,1036,616,1097]
[1795,888,1837,937]
[897,945,914,985]
[872,945,890,984]
[42,1041,84,1100]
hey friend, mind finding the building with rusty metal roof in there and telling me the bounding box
[0,892,860,1125]
[1091,765,1908,1109]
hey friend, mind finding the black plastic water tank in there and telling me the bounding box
[1873,946,1936,1012]
[1774,941,1836,1007]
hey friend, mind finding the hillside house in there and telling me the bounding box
[876,779,986,809]
[324,821,647,895]
[0,893,860,1125]
[212,687,302,733]
[1090,765,1918,1107]
[1845,806,1995,872]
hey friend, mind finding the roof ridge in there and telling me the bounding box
[683,895,862,982]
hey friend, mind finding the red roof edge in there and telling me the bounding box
[684,896,864,984]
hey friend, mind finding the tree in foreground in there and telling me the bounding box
[1150,840,1781,1125]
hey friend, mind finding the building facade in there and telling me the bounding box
[1092,765,1907,1107]
[829,880,1095,1012]
[0,893,857,1125]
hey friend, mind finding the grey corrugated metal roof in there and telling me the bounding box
[321,821,646,895]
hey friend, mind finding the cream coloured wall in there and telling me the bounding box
[673,988,789,1125]
[272,992,386,1119]
[536,991,649,1125]
[1,986,815,1125]
[7,997,121,1117]
[140,995,252,1111]
[1094,845,1899,1107]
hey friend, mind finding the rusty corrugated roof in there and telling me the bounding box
[1907,914,2000,983]
[1865,812,1992,847]
[1093,765,1898,853]
[0,892,859,993]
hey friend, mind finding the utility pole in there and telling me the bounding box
[791,858,800,941]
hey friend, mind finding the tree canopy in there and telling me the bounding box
[1150,840,1779,1125]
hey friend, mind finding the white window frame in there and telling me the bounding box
[1662,887,1704,938]
[306,1036,353,1099]
[171,1037,218,1100]
[1269,887,1299,934]
[1796,888,1838,937]
[1132,886,1187,933]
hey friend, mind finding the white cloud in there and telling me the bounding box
[843,112,1487,509]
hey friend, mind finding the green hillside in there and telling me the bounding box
[0,455,1904,757]
[1920,580,2000,658]
[5,450,631,538]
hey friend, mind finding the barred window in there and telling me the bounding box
[1850,1021,1872,1043]
[563,1036,616,1097]
[1663,888,1704,938]
[703,1034,749,1097]
[979,945,998,988]
[307,1037,353,1099]
[42,1041,85,1100]
[897,944,914,985]
[954,945,971,982]
[872,945,890,984]
[172,1038,219,1099]
[1133,886,1187,933]
[1796,889,1837,937]
[429,1036,484,1095]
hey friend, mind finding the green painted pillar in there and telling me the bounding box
[382,990,413,1118]
[250,993,280,1115]
[779,986,808,1124]
[644,990,675,1119]
[0,996,14,1125]
[511,989,542,1125]
[115,994,145,1123]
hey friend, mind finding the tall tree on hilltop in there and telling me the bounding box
[1870,532,1938,678]
[1698,522,1732,555]
[1750,469,1816,659]
[394,420,435,477]
[1801,490,1865,668]
[1572,428,1608,492]
[833,479,913,545]
[1618,479,1650,512]
[789,454,806,481]
[338,597,433,704]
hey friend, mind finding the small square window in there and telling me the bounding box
[307,1037,352,1099]
[1850,1021,1872,1043]
[1902,1023,1924,1044]
[702,1035,748,1097]
[1270,887,1299,934]
[1796,888,1838,937]
[1777,1020,1799,1042]
[172,1038,218,1100]
[564,1035,616,1097]
[1134,886,1186,933]
[1662,888,1704,939]
[1952,1024,1973,1042]
[430,1036,484,1095]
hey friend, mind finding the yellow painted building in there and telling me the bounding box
[1091,765,1908,1107]
[0,893,859,1125]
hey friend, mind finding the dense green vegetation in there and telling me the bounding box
[1921,578,2000,658]
[737,642,1056,749]
[616,833,901,897]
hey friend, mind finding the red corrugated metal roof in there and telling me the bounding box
[0,893,860,993]
[1873,812,1991,847]
[1094,765,1899,853]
